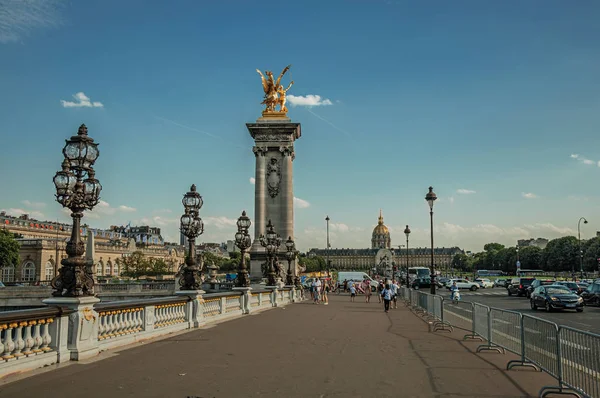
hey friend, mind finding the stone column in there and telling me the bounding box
[252,146,267,243]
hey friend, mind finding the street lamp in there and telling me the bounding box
[425,187,437,294]
[179,184,204,290]
[516,245,520,275]
[285,236,297,286]
[404,225,411,287]
[325,215,330,271]
[51,124,101,297]
[578,217,588,279]
[259,219,282,286]
[234,210,252,287]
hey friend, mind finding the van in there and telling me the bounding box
[336,272,378,290]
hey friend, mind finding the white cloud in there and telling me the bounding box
[522,192,537,199]
[449,196,455,204]
[118,205,136,212]
[1,208,44,220]
[570,154,579,159]
[203,216,237,229]
[567,195,590,202]
[570,153,599,167]
[249,177,255,185]
[456,189,476,194]
[287,95,333,107]
[152,209,173,214]
[21,200,46,208]
[0,0,66,43]
[293,197,310,208]
[61,92,104,108]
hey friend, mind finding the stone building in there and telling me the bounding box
[517,238,549,250]
[0,212,184,283]
[308,211,463,272]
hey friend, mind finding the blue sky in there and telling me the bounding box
[1,0,600,252]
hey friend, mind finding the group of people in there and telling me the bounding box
[309,278,332,305]
[344,278,400,313]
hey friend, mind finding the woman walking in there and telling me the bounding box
[322,279,330,305]
[381,283,393,313]
[364,281,372,303]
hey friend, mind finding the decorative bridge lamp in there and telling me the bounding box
[404,225,411,287]
[179,185,204,291]
[259,220,282,286]
[234,211,252,287]
[425,186,437,295]
[51,124,101,297]
[285,236,297,286]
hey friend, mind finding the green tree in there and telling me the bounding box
[483,243,505,252]
[518,246,542,270]
[583,237,600,272]
[541,236,579,273]
[451,253,470,271]
[121,251,171,278]
[220,252,241,272]
[0,229,20,270]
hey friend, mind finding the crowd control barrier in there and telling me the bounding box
[400,288,600,398]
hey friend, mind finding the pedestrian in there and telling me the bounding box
[364,280,372,303]
[377,280,384,303]
[381,283,393,313]
[314,278,322,304]
[322,279,330,305]
[349,283,357,302]
[390,279,399,309]
[343,279,348,293]
[310,279,315,301]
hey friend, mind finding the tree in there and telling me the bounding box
[451,253,470,271]
[483,243,505,252]
[583,237,600,272]
[0,229,20,269]
[541,236,579,273]
[297,255,326,273]
[518,246,542,270]
[121,251,171,278]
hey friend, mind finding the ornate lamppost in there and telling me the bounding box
[234,210,252,287]
[179,185,204,291]
[285,236,297,286]
[578,217,588,280]
[325,215,330,271]
[259,219,282,286]
[51,124,101,297]
[404,225,411,287]
[425,187,437,294]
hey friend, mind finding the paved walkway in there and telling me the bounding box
[1,294,559,397]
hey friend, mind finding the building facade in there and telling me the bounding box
[1,212,184,283]
[308,211,463,272]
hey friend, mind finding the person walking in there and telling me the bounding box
[381,283,393,313]
[322,279,330,305]
[390,279,399,309]
[364,281,372,303]
[314,278,322,304]
[349,283,357,302]
[377,280,384,303]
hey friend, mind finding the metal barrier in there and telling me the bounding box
[473,303,503,353]
[556,326,600,398]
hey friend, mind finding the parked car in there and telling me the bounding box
[580,282,600,306]
[526,279,556,298]
[530,285,584,312]
[475,278,494,288]
[554,281,581,295]
[493,279,508,288]
[507,277,535,297]
[436,277,450,288]
[412,278,432,290]
[576,282,589,294]
[446,279,479,291]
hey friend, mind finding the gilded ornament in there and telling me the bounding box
[256,65,294,117]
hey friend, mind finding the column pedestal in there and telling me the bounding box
[265,286,279,307]
[42,296,100,361]
[175,290,205,328]
[232,287,253,314]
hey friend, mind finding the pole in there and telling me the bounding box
[326,216,330,272]
[55,219,59,280]
[430,209,436,295]
[405,237,409,287]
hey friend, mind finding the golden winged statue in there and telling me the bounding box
[256,65,293,116]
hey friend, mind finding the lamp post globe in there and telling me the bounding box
[404,225,411,287]
[234,210,252,287]
[425,187,437,294]
[179,185,204,291]
[50,124,102,297]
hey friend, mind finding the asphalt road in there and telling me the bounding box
[435,287,600,333]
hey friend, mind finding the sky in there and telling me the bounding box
[1,0,600,252]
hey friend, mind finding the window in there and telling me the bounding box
[45,261,54,281]
[22,261,36,282]
[1,264,15,282]
[97,260,104,276]
[107,260,113,275]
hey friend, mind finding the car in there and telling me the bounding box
[436,277,450,288]
[525,279,556,298]
[576,282,589,294]
[446,279,479,291]
[475,278,494,288]
[411,278,432,290]
[530,285,584,312]
[554,281,581,295]
[507,277,535,297]
[580,282,600,306]
[493,279,508,288]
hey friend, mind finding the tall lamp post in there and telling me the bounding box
[285,236,297,286]
[578,217,588,279]
[404,225,411,287]
[234,211,252,287]
[425,187,437,294]
[51,124,102,297]
[325,215,330,272]
[516,245,520,275]
[259,219,282,286]
[179,185,204,291]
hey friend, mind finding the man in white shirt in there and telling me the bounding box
[313,278,322,304]
[390,279,399,309]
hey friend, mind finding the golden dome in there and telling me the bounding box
[372,209,390,235]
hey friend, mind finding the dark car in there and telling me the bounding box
[526,279,556,298]
[580,282,600,306]
[411,278,432,290]
[577,283,589,294]
[507,277,535,297]
[530,285,584,312]
[554,281,581,294]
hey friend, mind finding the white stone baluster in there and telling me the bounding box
[22,321,35,356]
[135,308,143,331]
[0,325,5,358]
[2,323,16,360]
[107,312,116,337]
[123,310,131,334]
[13,322,26,357]
[32,321,43,352]
[40,319,52,352]
[115,311,124,336]
[98,313,106,340]
[155,305,163,327]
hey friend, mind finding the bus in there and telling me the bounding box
[476,270,505,277]
[516,269,548,277]
[408,267,431,282]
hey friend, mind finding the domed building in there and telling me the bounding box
[371,210,391,249]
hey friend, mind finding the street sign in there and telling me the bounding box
[516,260,521,271]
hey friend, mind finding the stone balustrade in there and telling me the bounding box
[0,287,301,379]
